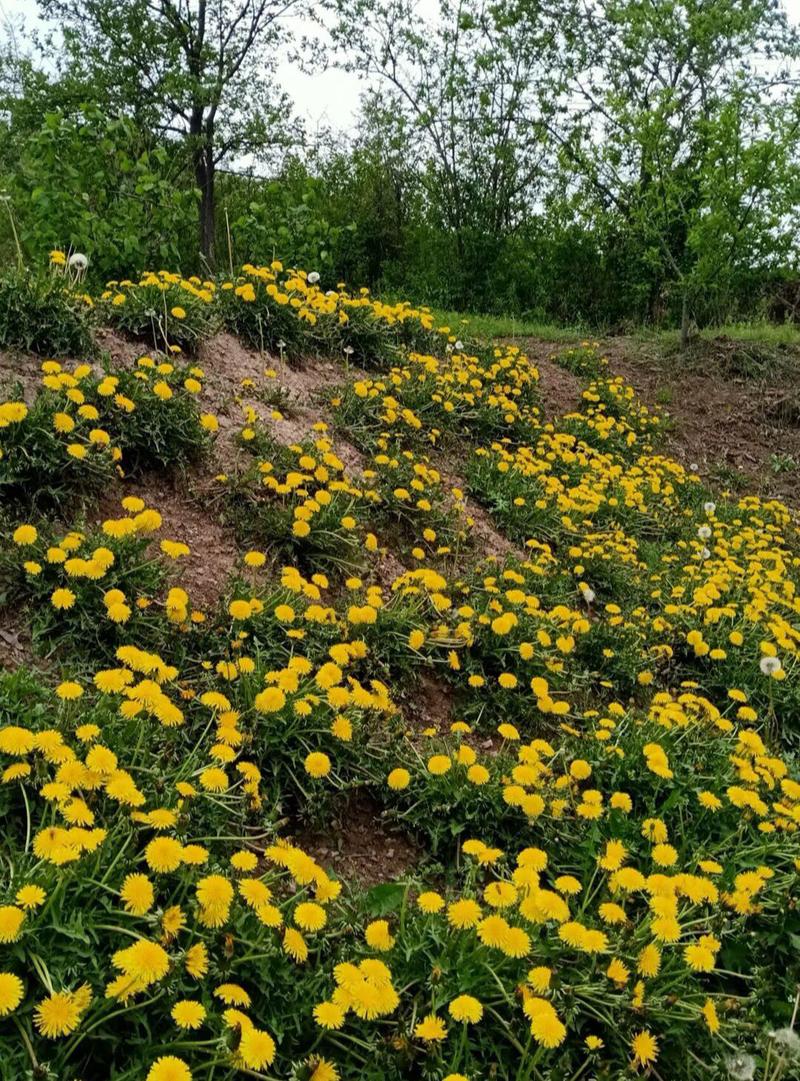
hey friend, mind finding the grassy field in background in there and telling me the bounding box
[434,309,800,349]
[431,309,584,341]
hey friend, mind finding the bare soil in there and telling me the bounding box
[401,671,500,754]
[0,609,38,671]
[601,339,800,507]
[291,791,420,887]
[531,350,586,419]
[513,334,800,508]
[0,349,45,402]
[94,470,240,611]
[197,333,365,476]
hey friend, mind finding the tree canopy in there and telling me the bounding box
[1,0,799,330]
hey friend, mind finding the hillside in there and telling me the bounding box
[0,267,799,1081]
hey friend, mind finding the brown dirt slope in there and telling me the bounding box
[518,334,800,507]
[602,339,800,507]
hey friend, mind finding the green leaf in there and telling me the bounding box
[364,882,406,917]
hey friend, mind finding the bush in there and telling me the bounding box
[6,107,198,281]
[0,377,118,510]
[98,272,218,353]
[0,266,94,356]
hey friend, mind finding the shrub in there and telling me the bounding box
[0,266,94,356]
[0,381,118,510]
[98,271,218,353]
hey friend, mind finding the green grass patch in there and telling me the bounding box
[430,308,584,341]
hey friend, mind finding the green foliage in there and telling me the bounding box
[0,266,95,356]
[222,161,356,275]
[0,514,168,663]
[218,428,371,575]
[92,362,213,472]
[554,343,608,378]
[366,440,468,560]
[5,108,197,279]
[36,0,296,260]
[97,272,219,353]
[217,271,323,359]
[0,384,117,510]
[0,356,211,516]
[1,0,799,329]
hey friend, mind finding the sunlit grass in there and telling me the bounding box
[434,309,800,350]
[430,308,584,341]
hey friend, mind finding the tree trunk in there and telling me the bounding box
[679,290,690,350]
[193,143,216,266]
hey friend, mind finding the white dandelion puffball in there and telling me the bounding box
[769,1027,800,1058]
[454,340,464,351]
[307,271,320,284]
[68,252,88,270]
[759,655,781,677]
[704,501,716,515]
[725,1053,756,1081]
[697,525,712,540]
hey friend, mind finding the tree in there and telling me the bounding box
[5,106,199,276]
[331,0,568,303]
[37,0,303,263]
[549,0,800,342]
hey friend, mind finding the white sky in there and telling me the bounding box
[1,0,799,133]
[0,0,436,131]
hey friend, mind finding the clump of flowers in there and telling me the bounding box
[0,265,799,1081]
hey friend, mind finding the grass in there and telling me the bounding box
[430,308,584,341]
[433,310,800,350]
[641,321,800,347]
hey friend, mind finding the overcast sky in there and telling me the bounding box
[0,0,418,130]
[1,0,799,133]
